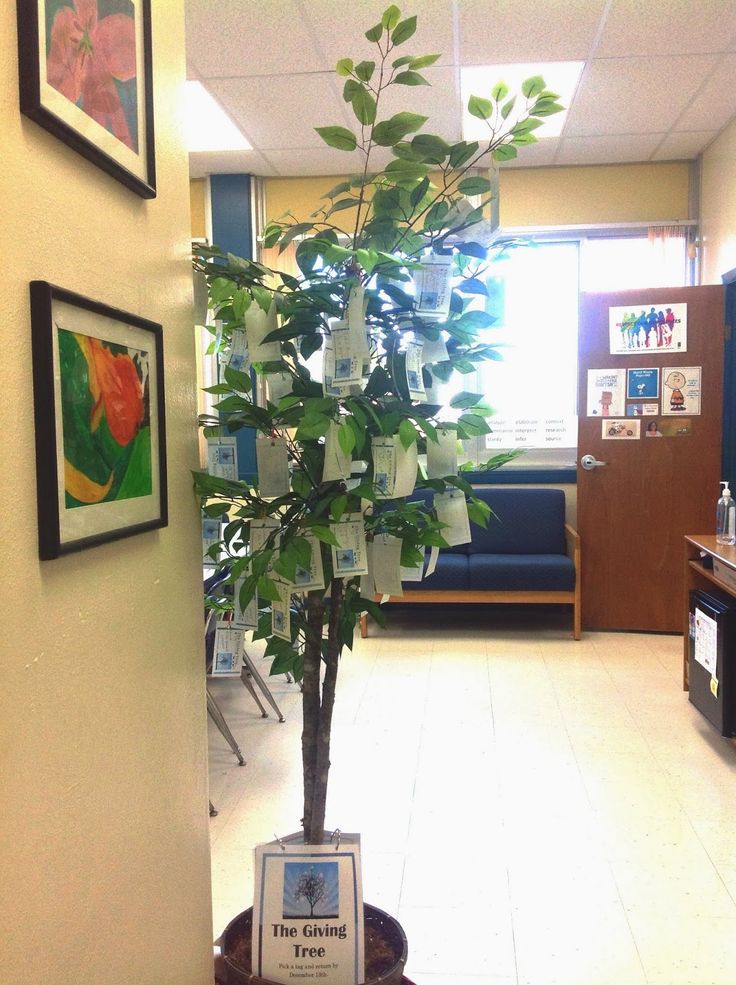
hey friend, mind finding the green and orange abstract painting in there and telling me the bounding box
[58,327,152,508]
[45,0,139,152]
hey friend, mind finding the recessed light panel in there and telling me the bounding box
[184,80,252,152]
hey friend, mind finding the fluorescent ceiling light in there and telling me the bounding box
[184,80,251,152]
[461,61,583,142]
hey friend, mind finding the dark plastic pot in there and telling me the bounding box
[218,903,408,985]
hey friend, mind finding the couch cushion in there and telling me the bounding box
[468,553,575,591]
[468,488,567,555]
[404,554,469,591]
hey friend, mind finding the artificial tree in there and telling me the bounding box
[194,4,561,845]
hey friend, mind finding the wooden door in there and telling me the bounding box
[578,286,724,632]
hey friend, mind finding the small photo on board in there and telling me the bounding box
[335,358,353,379]
[336,549,356,570]
[602,419,641,440]
[215,651,235,672]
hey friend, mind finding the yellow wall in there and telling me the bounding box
[701,119,736,283]
[256,162,690,228]
[190,177,207,239]
[1,5,213,985]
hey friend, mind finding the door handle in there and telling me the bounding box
[580,453,607,470]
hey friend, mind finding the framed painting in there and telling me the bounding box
[17,0,156,198]
[30,281,168,559]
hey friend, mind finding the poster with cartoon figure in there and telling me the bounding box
[662,366,701,415]
[608,303,687,355]
[627,368,659,400]
[587,369,625,417]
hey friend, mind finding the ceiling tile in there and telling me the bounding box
[596,0,736,57]
[300,0,457,71]
[186,0,325,78]
[265,146,393,177]
[500,138,560,168]
[188,149,277,179]
[564,55,718,136]
[458,0,608,63]
[651,131,720,161]
[378,66,463,144]
[207,74,348,150]
[675,54,736,132]
[556,133,663,165]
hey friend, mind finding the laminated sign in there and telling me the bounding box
[252,834,364,985]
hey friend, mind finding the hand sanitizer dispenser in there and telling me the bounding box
[716,481,736,545]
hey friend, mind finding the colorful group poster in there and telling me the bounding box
[609,302,687,355]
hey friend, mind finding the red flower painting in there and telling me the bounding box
[46,0,138,150]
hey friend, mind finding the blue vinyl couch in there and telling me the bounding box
[360,487,581,640]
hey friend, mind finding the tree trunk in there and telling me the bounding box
[301,580,344,845]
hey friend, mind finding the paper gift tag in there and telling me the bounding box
[290,533,325,592]
[322,333,350,398]
[426,428,458,479]
[400,550,425,582]
[323,421,352,482]
[246,300,280,363]
[394,440,418,498]
[370,534,403,596]
[371,436,417,499]
[250,518,281,563]
[329,320,363,387]
[256,435,290,498]
[252,834,364,985]
[212,622,244,675]
[405,339,426,401]
[207,436,239,480]
[415,253,453,318]
[421,333,449,365]
[347,284,370,356]
[266,371,292,404]
[330,513,369,577]
[232,576,259,629]
[228,327,250,372]
[434,489,471,546]
[271,580,291,641]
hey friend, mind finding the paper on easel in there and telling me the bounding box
[323,421,352,482]
[434,489,471,546]
[347,284,370,356]
[291,533,325,592]
[207,436,239,480]
[232,577,259,629]
[256,435,290,498]
[372,437,418,499]
[370,534,403,596]
[212,622,244,675]
[330,513,369,577]
[271,580,292,641]
[252,834,364,985]
[421,333,449,365]
[250,517,281,557]
[246,300,280,363]
[266,371,292,404]
[426,428,458,479]
[415,253,453,318]
[405,339,426,400]
[228,328,250,371]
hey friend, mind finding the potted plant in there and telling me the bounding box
[195,6,561,982]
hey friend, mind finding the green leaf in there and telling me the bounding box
[337,422,356,456]
[468,94,493,120]
[330,494,348,522]
[365,21,383,41]
[315,126,357,151]
[455,276,488,296]
[351,86,377,125]
[336,58,353,77]
[450,390,485,409]
[381,4,401,29]
[411,133,449,163]
[458,175,492,196]
[310,525,340,547]
[323,179,352,198]
[500,95,517,120]
[531,100,565,117]
[391,15,417,45]
[409,53,441,69]
[257,576,282,602]
[521,75,546,99]
[372,112,429,146]
[222,365,253,393]
[457,413,492,436]
[491,81,509,102]
[343,79,363,103]
[493,143,518,162]
[354,60,375,82]
[398,418,417,449]
[328,198,361,213]
[448,140,479,168]
[394,70,429,86]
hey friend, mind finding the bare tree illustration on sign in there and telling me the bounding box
[294,868,326,917]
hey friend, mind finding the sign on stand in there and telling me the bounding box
[252,833,364,985]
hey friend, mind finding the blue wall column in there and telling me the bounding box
[723,274,736,492]
[209,174,257,479]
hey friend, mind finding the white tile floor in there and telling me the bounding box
[208,606,736,985]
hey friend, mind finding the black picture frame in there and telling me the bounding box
[17,0,156,199]
[30,281,168,559]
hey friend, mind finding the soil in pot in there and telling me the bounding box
[221,904,407,985]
